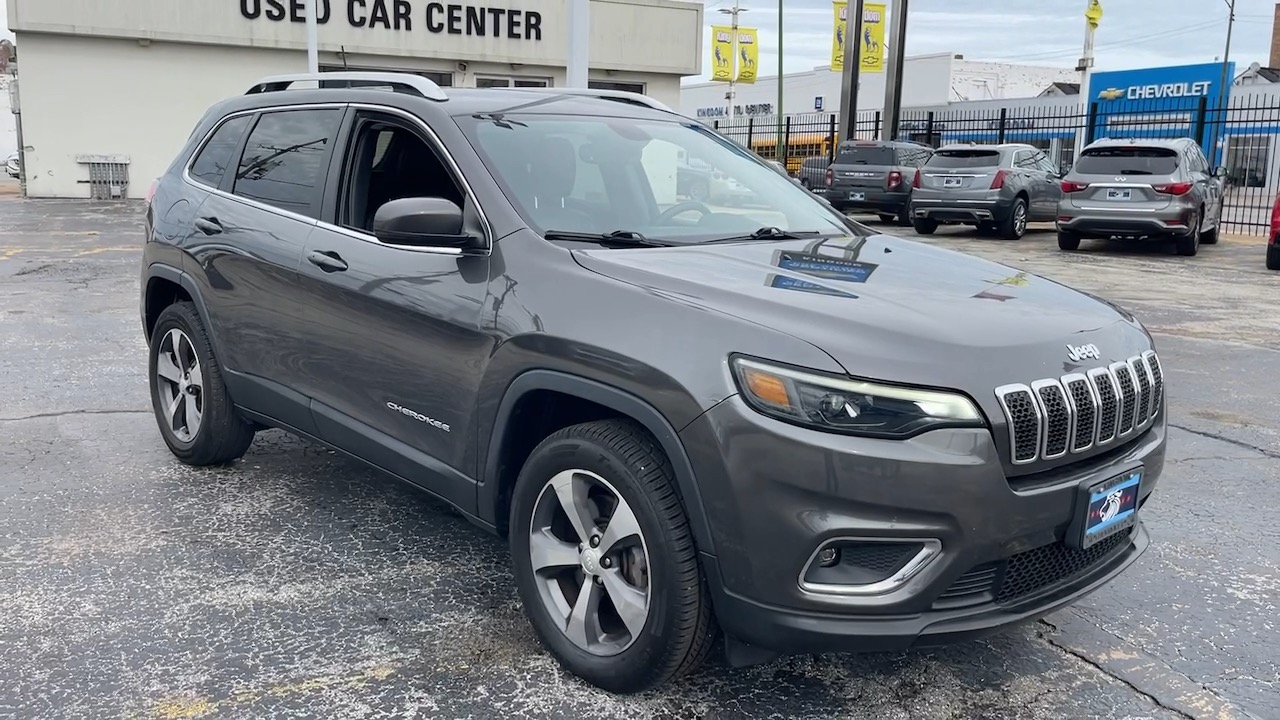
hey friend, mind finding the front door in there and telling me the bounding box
[1033,149,1064,219]
[185,106,347,435]
[293,109,493,510]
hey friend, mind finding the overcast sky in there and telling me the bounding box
[694,0,1275,81]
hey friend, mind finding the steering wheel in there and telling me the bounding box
[657,201,713,224]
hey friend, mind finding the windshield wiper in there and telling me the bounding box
[701,227,825,244]
[543,229,672,248]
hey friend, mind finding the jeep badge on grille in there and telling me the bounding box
[1066,343,1101,362]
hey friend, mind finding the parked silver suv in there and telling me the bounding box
[910,143,1062,239]
[1056,137,1225,257]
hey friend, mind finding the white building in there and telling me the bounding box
[679,52,1077,120]
[8,0,704,199]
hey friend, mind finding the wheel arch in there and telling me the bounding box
[144,263,225,362]
[480,369,716,557]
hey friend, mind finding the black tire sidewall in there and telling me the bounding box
[509,432,692,691]
[1003,199,1027,239]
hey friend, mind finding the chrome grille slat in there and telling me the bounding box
[996,353,1163,466]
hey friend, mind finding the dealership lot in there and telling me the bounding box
[1,199,1276,719]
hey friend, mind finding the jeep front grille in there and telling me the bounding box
[995,351,1163,466]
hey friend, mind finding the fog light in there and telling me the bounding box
[817,547,840,567]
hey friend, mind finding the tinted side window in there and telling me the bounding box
[190,115,253,189]
[1034,151,1057,174]
[1014,150,1038,169]
[233,109,344,218]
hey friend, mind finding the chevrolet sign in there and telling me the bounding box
[1099,81,1212,101]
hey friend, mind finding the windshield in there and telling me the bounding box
[457,113,855,243]
[1074,147,1178,175]
[928,150,1000,169]
[835,145,894,165]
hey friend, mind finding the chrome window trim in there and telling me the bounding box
[181,101,493,257]
[1030,378,1072,461]
[1061,372,1098,454]
[797,537,943,597]
[995,383,1042,466]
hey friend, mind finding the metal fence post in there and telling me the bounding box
[997,108,1008,144]
[828,114,838,161]
[747,117,755,150]
[925,111,935,146]
[1085,102,1099,145]
[783,116,792,167]
[874,111,881,139]
[1193,95,1208,151]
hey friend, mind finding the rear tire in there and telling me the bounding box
[912,217,938,235]
[1175,210,1201,257]
[999,197,1028,240]
[149,302,255,465]
[1266,244,1280,270]
[896,204,914,227]
[976,222,998,236]
[509,419,716,694]
[1058,230,1082,251]
[877,213,896,224]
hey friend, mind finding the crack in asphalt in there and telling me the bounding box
[0,409,150,423]
[1169,423,1280,461]
[1036,620,1197,720]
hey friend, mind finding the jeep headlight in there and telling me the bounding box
[730,356,986,438]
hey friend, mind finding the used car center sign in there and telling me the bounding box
[239,0,545,39]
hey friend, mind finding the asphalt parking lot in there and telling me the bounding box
[1,198,1277,719]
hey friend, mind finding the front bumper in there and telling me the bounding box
[680,395,1165,654]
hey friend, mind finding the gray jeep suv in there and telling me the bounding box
[1056,137,1226,257]
[141,72,1166,694]
[911,143,1063,239]
[826,139,932,225]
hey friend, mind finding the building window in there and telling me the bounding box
[589,80,646,94]
[319,65,453,87]
[1225,135,1268,188]
[476,77,551,88]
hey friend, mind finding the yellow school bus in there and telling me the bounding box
[749,133,837,174]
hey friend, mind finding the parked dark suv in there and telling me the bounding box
[826,139,932,225]
[141,72,1166,694]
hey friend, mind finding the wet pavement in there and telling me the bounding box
[1,199,1276,719]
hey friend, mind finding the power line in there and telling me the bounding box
[973,20,1227,63]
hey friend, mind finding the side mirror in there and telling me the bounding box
[1213,166,1228,178]
[372,197,476,249]
[1059,163,1072,176]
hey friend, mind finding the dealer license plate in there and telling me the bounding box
[849,192,865,201]
[1105,189,1133,201]
[942,176,963,188]
[1077,469,1142,549]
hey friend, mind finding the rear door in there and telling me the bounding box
[920,148,1001,194]
[830,143,895,194]
[184,105,347,434]
[1033,149,1064,218]
[1066,146,1181,212]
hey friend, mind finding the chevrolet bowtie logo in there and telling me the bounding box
[1098,87,1125,100]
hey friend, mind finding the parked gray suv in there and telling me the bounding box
[911,143,1063,239]
[1056,137,1226,257]
[140,72,1166,694]
[827,139,932,225]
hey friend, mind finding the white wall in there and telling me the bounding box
[0,73,16,159]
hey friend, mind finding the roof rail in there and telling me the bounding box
[245,72,449,102]
[511,87,679,114]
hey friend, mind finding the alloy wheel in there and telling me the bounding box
[155,328,204,442]
[1014,202,1027,236]
[528,469,651,656]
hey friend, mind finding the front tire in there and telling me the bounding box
[509,419,716,693]
[1266,243,1280,270]
[149,302,255,465]
[1175,210,1201,256]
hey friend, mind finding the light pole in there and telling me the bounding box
[838,0,865,144]
[1212,0,1236,168]
[719,1,746,121]
[1075,1,1101,158]
[880,0,909,141]
[304,0,318,74]
[567,0,590,88]
[777,0,784,157]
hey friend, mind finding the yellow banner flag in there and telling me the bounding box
[736,27,759,84]
[711,25,735,83]
[860,3,886,74]
[831,1,848,71]
[832,2,887,74]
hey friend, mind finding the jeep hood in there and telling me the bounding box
[571,233,1149,392]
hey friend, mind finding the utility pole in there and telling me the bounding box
[567,0,589,88]
[1212,0,1236,167]
[838,0,865,144]
[304,0,318,74]
[880,0,909,141]
[1075,0,1102,158]
[719,1,746,121]
[777,0,785,159]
